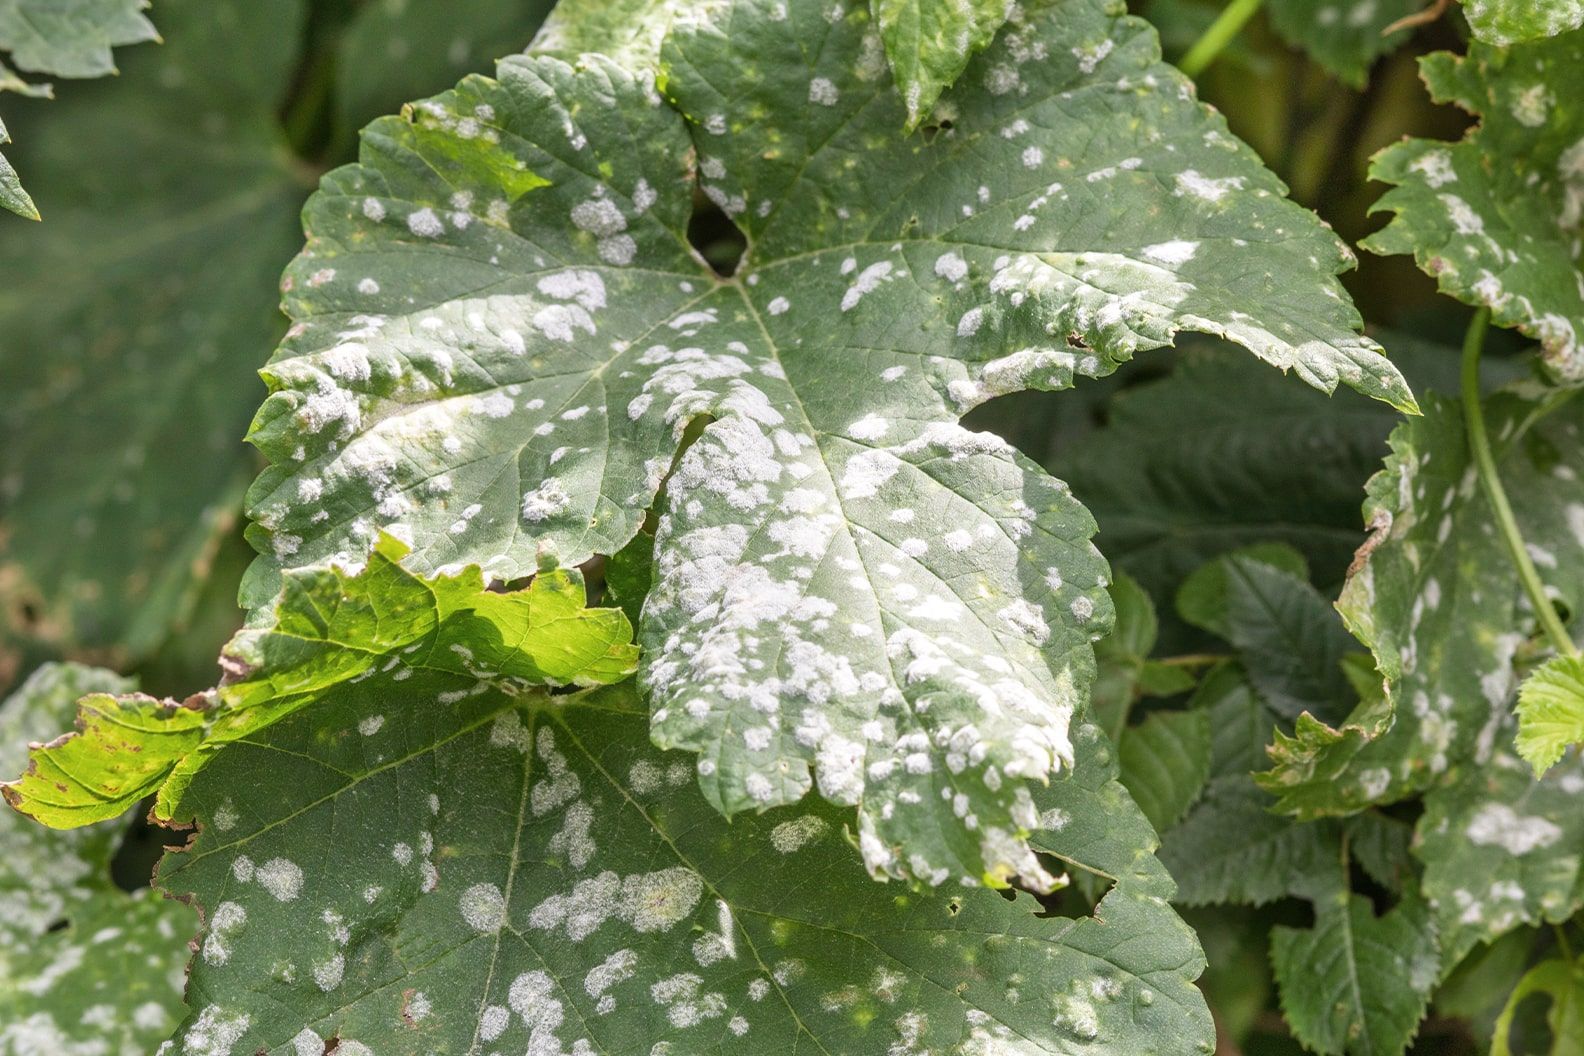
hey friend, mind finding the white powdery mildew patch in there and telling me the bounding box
[1465,802,1563,855]
[526,866,704,941]
[255,858,304,902]
[460,882,507,933]
[182,1006,252,1056]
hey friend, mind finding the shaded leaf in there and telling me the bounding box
[1491,955,1584,1056]
[1271,891,1439,1056]
[1365,33,1584,379]
[1266,0,1420,88]
[1118,707,1211,830]
[0,0,308,659]
[0,663,188,1051]
[241,0,1410,890]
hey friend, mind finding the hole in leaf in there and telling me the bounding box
[920,118,953,144]
[110,801,168,891]
[687,190,746,277]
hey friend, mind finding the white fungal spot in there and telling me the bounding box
[460,882,507,933]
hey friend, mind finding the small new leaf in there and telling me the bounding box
[1516,653,1584,775]
[3,535,637,829]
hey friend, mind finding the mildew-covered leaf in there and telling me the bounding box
[529,0,720,66]
[154,677,1213,1056]
[1416,741,1584,965]
[0,113,32,218]
[1266,0,1421,88]
[3,535,636,829]
[0,663,189,1053]
[1365,33,1584,380]
[1315,391,1584,814]
[0,0,308,661]
[1515,653,1584,775]
[242,0,1411,890]
[1271,889,1439,1056]
[1461,0,1584,45]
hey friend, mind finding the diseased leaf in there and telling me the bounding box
[0,663,188,1051]
[1461,0,1584,45]
[1256,676,1395,819]
[0,0,307,660]
[530,0,717,66]
[1365,32,1584,379]
[1266,0,1420,88]
[154,677,1213,1056]
[1118,707,1211,830]
[1491,955,1584,1056]
[873,0,1012,128]
[1271,890,1439,1056]
[0,113,33,218]
[1322,391,1584,813]
[1516,653,1584,775]
[1416,742,1584,965]
[242,0,1412,890]
[3,535,637,829]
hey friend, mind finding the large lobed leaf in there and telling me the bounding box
[1365,31,1584,380]
[0,663,189,1053]
[3,535,638,830]
[239,0,1411,891]
[153,671,1212,1056]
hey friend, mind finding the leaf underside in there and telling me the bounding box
[240,0,1411,891]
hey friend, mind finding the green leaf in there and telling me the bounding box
[1516,653,1584,775]
[1492,955,1584,1056]
[1197,661,1276,779]
[0,0,158,217]
[1266,0,1421,88]
[0,663,188,1051]
[0,0,155,78]
[1179,548,1358,725]
[242,0,1412,890]
[1345,811,1417,895]
[0,0,308,660]
[1092,571,1167,737]
[529,0,712,66]
[1256,684,1395,819]
[0,113,34,218]
[1160,775,1341,906]
[1271,891,1439,1056]
[1461,0,1584,45]
[1119,707,1211,830]
[3,535,637,829]
[154,676,1213,1055]
[873,0,1011,128]
[1328,390,1584,811]
[1416,744,1584,965]
[1052,347,1425,635]
[1364,33,1584,380]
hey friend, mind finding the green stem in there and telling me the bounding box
[1180,0,1266,78]
[1460,309,1579,659]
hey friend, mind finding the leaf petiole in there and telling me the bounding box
[1460,308,1579,659]
[1180,0,1266,78]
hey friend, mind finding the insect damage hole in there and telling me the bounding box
[687,189,747,278]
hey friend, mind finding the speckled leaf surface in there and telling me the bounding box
[1416,740,1584,966]
[1266,0,1420,88]
[1365,33,1584,380]
[1270,890,1439,1056]
[0,0,308,662]
[0,113,30,218]
[242,0,1409,891]
[1307,391,1584,815]
[1462,0,1584,45]
[155,678,1212,1056]
[4,535,636,830]
[0,663,189,1055]
[529,0,721,66]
